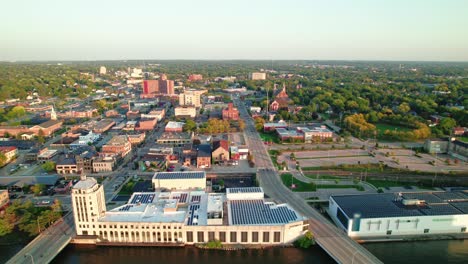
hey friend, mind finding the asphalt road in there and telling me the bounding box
[235,98,383,264]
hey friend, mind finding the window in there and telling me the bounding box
[230,232,237,243]
[208,232,215,241]
[186,232,193,242]
[424,229,430,234]
[197,232,204,243]
[274,232,280,243]
[263,232,269,242]
[252,232,259,242]
[219,232,226,242]
[241,232,248,242]
[386,230,392,235]
[462,227,466,233]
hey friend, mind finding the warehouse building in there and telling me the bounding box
[152,171,206,191]
[329,191,468,238]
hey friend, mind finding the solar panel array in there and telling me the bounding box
[433,192,468,201]
[229,200,298,225]
[119,205,133,211]
[401,193,443,203]
[191,195,201,203]
[187,204,200,225]
[155,171,205,180]
[451,202,468,214]
[419,204,463,215]
[228,187,262,194]
[332,194,423,219]
[130,194,155,204]
[172,193,188,203]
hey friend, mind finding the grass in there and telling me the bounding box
[260,132,280,144]
[366,179,437,190]
[316,184,363,190]
[305,175,343,180]
[296,154,369,160]
[280,173,317,192]
[458,136,468,143]
[374,123,412,135]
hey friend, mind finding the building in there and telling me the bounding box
[0,190,9,209]
[127,133,146,145]
[222,103,239,121]
[142,80,160,96]
[175,106,197,118]
[197,144,211,168]
[141,109,165,121]
[56,157,78,174]
[76,150,97,173]
[102,135,132,158]
[188,74,203,81]
[0,146,18,165]
[37,148,58,163]
[94,119,116,133]
[99,66,107,75]
[59,108,98,119]
[159,74,175,95]
[152,171,206,191]
[0,120,63,137]
[136,118,157,131]
[424,138,449,154]
[276,128,303,142]
[179,89,206,108]
[212,140,229,163]
[71,179,307,246]
[297,126,333,143]
[270,85,292,112]
[263,121,288,132]
[329,191,468,238]
[156,132,193,147]
[453,127,467,136]
[165,121,185,133]
[250,106,261,113]
[249,72,267,80]
[93,156,117,173]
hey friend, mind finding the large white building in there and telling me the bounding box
[249,72,267,80]
[71,177,308,246]
[179,89,206,108]
[329,191,468,238]
[174,106,197,118]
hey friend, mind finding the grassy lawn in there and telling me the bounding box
[458,136,468,143]
[260,132,280,144]
[366,179,436,190]
[374,123,412,135]
[305,175,343,180]
[316,184,363,191]
[280,173,316,192]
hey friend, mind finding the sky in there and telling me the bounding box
[1,0,467,61]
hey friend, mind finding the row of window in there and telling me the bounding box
[186,231,281,243]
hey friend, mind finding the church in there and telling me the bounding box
[269,84,292,112]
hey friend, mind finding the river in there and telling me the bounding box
[2,240,468,263]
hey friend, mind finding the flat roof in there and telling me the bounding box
[73,178,97,189]
[166,121,185,129]
[331,191,468,219]
[228,199,301,225]
[153,171,206,180]
[227,187,263,194]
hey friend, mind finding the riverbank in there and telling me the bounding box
[357,233,468,244]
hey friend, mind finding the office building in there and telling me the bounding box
[179,89,206,108]
[249,72,267,80]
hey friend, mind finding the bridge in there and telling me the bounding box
[236,98,383,264]
[6,212,75,264]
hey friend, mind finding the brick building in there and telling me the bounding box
[222,103,239,121]
[102,135,132,158]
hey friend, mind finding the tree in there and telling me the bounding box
[294,231,315,248]
[0,214,15,236]
[42,161,56,172]
[183,119,197,132]
[37,129,45,144]
[439,117,457,135]
[6,106,26,120]
[397,102,411,113]
[0,153,7,167]
[30,184,46,196]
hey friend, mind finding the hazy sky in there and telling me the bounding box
[1,0,467,61]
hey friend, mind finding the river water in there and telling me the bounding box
[2,239,468,264]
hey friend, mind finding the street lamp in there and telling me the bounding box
[25,253,35,264]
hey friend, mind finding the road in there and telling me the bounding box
[235,97,383,264]
[6,212,75,264]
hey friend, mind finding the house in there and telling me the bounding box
[0,146,18,165]
[197,144,212,168]
[212,140,230,163]
[453,127,466,136]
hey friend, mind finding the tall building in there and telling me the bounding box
[249,72,266,80]
[71,177,106,236]
[159,79,174,95]
[143,80,159,95]
[50,106,57,121]
[179,89,206,108]
[99,66,107,75]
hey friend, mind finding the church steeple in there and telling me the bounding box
[50,106,57,120]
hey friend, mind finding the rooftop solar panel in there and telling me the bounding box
[154,171,206,180]
[227,187,263,194]
[228,200,299,225]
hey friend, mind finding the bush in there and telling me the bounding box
[377,188,384,193]
[205,240,223,249]
[294,231,315,248]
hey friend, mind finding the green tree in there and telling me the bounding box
[37,129,45,144]
[397,102,411,113]
[0,214,15,236]
[0,153,7,167]
[30,184,46,196]
[294,231,315,248]
[6,106,26,120]
[183,119,197,132]
[41,161,56,172]
[439,117,457,135]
